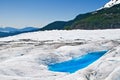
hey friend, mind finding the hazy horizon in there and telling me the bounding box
[0,0,109,28]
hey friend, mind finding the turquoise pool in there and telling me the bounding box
[48,51,107,73]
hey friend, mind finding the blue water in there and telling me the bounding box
[48,51,107,73]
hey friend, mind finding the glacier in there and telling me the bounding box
[0,29,120,80]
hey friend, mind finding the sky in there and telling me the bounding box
[0,0,109,28]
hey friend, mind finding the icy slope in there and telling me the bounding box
[57,45,120,80]
[104,0,120,8]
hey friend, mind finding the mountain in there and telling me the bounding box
[69,3,120,29]
[40,21,67,30]
[40,21,74,30]
[0,27,40,37]
[19,27,39,32]
[0,27,19,33]
[40,1,120,30]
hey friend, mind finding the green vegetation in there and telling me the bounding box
[70,4,120,29]
[40,4,120,30]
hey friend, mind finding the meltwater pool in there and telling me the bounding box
[48,51,107,73]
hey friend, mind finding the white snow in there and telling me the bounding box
[0,29,120,42]
[103,0,120,8]
[0,29,120,80]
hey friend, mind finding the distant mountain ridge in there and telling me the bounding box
[0,27,19,33]
[40,1,120,30]
[0,27,40,37]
